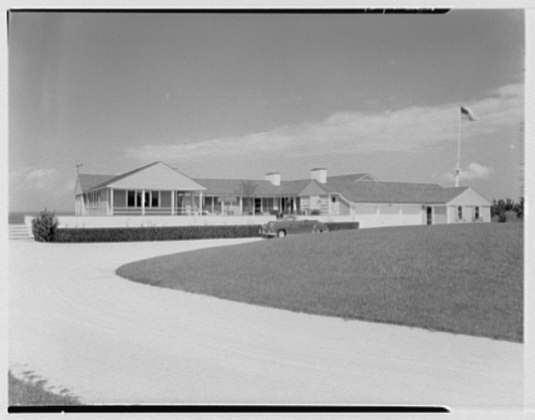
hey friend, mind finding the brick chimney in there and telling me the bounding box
[265,172,281,186]
[310,167,327,184]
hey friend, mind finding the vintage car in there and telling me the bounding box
[260,215,329,238]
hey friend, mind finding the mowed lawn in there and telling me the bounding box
[117,223,523,342]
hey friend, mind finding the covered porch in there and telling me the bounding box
[76,189,206,216]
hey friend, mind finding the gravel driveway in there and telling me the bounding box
[8,239,523,409]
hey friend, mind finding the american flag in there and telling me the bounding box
[461,105,478,121]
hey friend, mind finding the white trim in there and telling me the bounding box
[141,189,145,216]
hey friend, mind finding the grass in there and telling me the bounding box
[8,371,81,406]
[117,223,523,342]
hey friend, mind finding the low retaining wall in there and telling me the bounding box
[25,214,364,229]
[25,213,425,232]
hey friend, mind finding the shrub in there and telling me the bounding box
[310,209,321,216]
[54,225,263,243]
[31,208,59,242]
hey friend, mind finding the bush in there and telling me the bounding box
[31,208,59,242]
[310,209,321,216]
[491,197,523,222]
[54,225,263,243]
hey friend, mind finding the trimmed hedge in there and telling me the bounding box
[54,225,263,243]
[51,222,359,243]
[325,222,359,231]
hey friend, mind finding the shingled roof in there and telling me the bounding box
[192,178,311,197]
[323,179,446,204]
[87,162,162,191]
[77,174,116,192]
[76,162,474,205]
[422,187,470,204]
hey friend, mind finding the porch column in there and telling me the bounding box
[171,190,175,216]
[110,188,114,216]
[239,197,243,215]
[199,191,203,215]
[293,197,297,213]
[141,189,145,216]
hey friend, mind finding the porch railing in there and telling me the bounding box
[112,207,207,216]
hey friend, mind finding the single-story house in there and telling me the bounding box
[74,161,492,227]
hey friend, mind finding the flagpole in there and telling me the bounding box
[455,106,461,187]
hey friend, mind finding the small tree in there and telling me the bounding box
[32,208,59,242]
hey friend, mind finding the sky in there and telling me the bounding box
[8,10,525,212]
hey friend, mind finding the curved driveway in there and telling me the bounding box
[9,239,522,409]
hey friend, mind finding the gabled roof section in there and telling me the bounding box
[77,174,117,194]
[87,161,205,192]
[435,187,491,206]
[88,162,161,191]
[298,180,329,197]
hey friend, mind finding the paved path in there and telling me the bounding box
[9,239,523,410]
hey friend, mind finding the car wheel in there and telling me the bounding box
[277,229,286,238]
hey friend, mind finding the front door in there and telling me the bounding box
[426,206,433,225]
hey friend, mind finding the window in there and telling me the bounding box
[331,195,337,203]
[458,206,463,220]
[127,190,161,208]
[475,206,480,220]
[127,191,136,207]
[151,191,159,208]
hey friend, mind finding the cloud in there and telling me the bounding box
[125,82,523,170]
[444,162,493,182]
[9,167,74,197]
[9,167,75,211]
[10,167,60,190]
